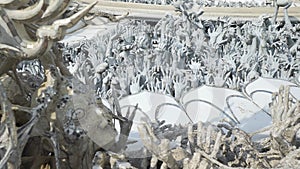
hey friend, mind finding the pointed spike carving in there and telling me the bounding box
[42,0,66,19]
[52,1,98,29]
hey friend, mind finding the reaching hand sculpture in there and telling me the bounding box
[272,0,293,28]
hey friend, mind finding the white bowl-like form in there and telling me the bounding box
[181,85,243,124]
[184,100,227,123]
[119,91,191,125]
[244,77,298,111]
[155,103,192,125]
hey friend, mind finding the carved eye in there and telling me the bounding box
[64,124,75,135]
[74,108,85,120]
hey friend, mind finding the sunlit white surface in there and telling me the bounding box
[245,77,297,111]
[296,74,300,85]
[181,85,243,123]
[185,101,227,123]
[227,95,272,133]
[113,78,299,152]
[156,104,192,124]
[290,86,300,100]
[119,91,186,123]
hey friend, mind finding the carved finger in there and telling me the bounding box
[211,131,222,158]
[39,0,71,23]
[187,124,194,142]
[137,123,159,152]
[128,104,138,121]
[150,155,158,169]
[196,121,203,149]
[125,106,131,119]
[205,125,213,153]
[189,152,201,169]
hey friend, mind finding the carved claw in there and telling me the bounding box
[43,1,72,24]
[50,1,98,30]
[4,0,44,21]
[42,0,67,19]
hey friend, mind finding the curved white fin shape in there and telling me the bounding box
[0,0,15,5]
[5,0,44,20]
